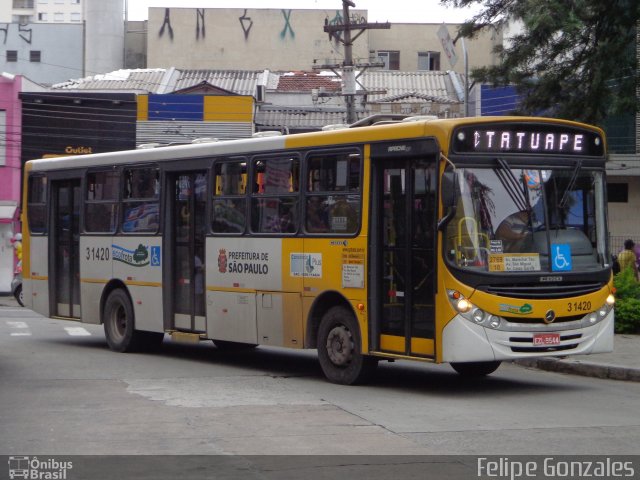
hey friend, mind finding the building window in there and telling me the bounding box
[378,50,400,70]
[418,51,440,71]
[607,183,628,203]
[6,51,18,62]
[12,15,32,24]
[70,12,80,21]
[13,0,35,8]
[37,12,47,21]
[53,12,63,21]
[29,50,40,62]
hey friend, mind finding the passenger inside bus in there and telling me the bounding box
[495,210,531,253]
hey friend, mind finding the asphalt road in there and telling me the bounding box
[2,303,640,461]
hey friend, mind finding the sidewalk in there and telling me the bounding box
[515,334,640,382]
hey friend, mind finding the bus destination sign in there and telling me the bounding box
[452,124,604,156]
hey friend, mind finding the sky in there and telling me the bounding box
[125,0,482,24]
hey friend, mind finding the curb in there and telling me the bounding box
[515,358,640,382]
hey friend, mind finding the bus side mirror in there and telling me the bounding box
[441,170,457,209]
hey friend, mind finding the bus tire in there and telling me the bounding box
[103,289,144,353]
[451,361,501,377]
[317,306,377,385]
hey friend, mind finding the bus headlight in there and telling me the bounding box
[606,294,615,307]
[583,300,613,327]
[488,315,501,329]
[472,308,485,323]
[447,290,504,330]
[456,298,472,313]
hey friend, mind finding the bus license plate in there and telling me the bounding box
[533,333,560,346]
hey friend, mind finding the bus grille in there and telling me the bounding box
[479,282,603,299]
[500,314,584,324]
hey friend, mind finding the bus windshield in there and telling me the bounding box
[445,165,608,274]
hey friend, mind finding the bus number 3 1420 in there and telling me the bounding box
[86,247,110,262]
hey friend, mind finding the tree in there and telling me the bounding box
[442,0,639,124]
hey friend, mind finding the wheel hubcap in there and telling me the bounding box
[326,325,353,366]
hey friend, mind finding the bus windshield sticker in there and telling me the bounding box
[489,253,541,272]
[551,244,572,272]
[290,253,322,278]
[490,240,503,254]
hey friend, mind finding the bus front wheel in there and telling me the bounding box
[317,306,377,385]
[451,361,501,377]
[103,289,146,352]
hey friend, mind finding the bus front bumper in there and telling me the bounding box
[441,310,614,363]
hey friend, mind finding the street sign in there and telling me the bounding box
[437,24,458,67]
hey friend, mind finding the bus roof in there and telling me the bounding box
[26,116,605,172]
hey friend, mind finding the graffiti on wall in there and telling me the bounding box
[0,23,34,45]
[239,10,253,40]
[280,10,295,40]
[158,8,174,40]
[156,8,300,43]
[196,9,205,40]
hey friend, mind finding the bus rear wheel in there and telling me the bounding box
[103,289,146,352]
[317,306,377,385]
[451,361,501,377]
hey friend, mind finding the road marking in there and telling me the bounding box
[64,327,92,336]
[7,321,29,329]
[10,332,32,336]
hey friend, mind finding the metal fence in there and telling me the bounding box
[610,236,639,256]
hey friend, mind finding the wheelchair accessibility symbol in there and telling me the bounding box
[551,244,572,272]
[151,246,161,266]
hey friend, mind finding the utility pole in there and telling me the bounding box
[318,0,390,124]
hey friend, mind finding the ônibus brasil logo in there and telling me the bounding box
[8,456,73,479]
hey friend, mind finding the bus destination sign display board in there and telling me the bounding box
[452,124,604,156]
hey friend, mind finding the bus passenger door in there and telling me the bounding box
[50,179,81,318]
[373,157,437,357]
[168,172,207,333]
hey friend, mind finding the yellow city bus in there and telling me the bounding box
[21,116,615,384]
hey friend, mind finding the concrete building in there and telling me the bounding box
[0,0,124,84]
[145,7,499,76]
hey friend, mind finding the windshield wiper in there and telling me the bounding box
[559,159,583,209]
[493,158,528,212]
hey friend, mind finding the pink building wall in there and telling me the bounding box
[0,74,23,214]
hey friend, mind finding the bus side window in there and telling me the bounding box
[27,175,48,234]
[122,167,160,234]
[251,156,300,234]
[85,170,119,233]
[305,152,361,235]
[212,160,247,234]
